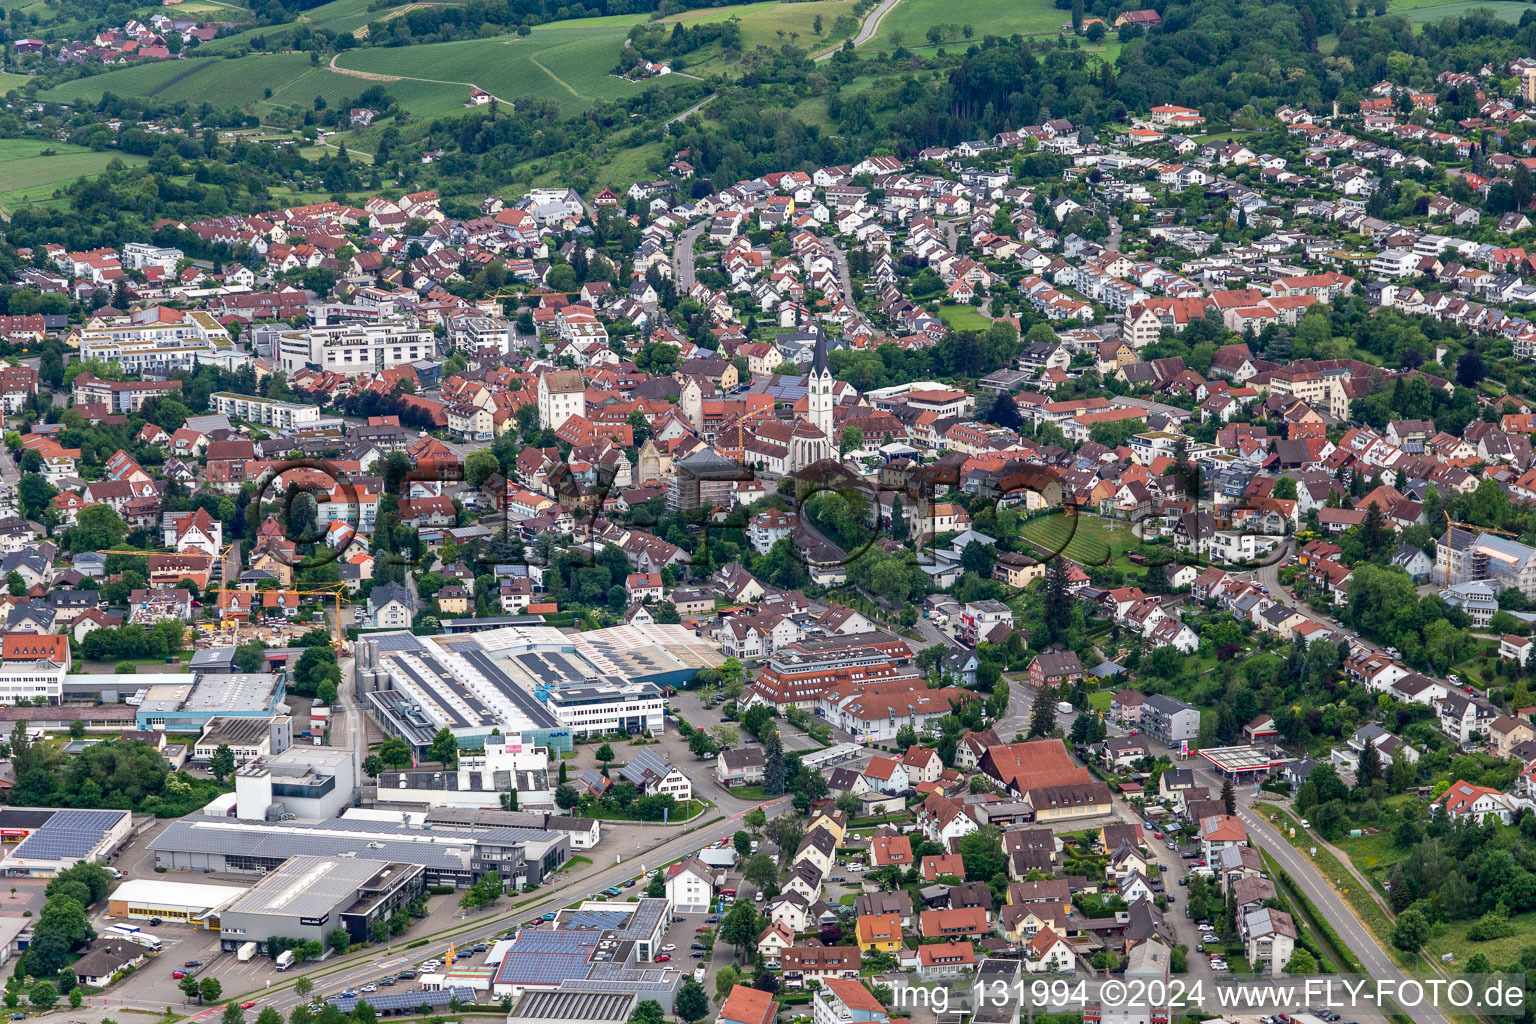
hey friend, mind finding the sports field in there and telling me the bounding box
[0,139,149,212]
[1019,512,1136,567]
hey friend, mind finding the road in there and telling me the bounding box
[666,93,717,127]
[816,0,903,58]
[1249,543,1386,657]
[674,221,707,291]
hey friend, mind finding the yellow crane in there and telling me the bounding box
[1443,513,1523,587]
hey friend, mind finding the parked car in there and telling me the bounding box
[655,954,671,962]
[360,984,378,994]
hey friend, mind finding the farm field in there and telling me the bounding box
[659,0,861,52]
[38,52,472,119]
[0,139,149,212]
[331,23,688,115]
[0,72,30,94]
[1019,512,1137,567]
[1396,0,1528,20]
[871,0,1065,48]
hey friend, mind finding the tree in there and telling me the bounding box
[1391,906,1430,954]
[464,448,502,487]
[28,983,56,1011]
[715,965,741,1001]
[743,854,779,891]
[675,979,709,1022]
[294,976,314,1001]
[222,1003,245,1024]
[555,784,580,810]
[179,976,201,1004]
[1221,775,1236,815]
[362,754,384,778]
[210,744,236,785]
[328,927,350,954]
[1029,687,1057,737]
[459,871,504,910]
[957,826,1005,882]
[428,728,458,767]
[1043,558,1071,638]
[1356,738,1381,788]
[734,831,752,859]
[720,901,759,957]
[377,736,413,768]
[198,978,222,1005]
[839,426,864,454]
[1283,948,1317,974]
[595,743,616,766]
[68,503,128,553]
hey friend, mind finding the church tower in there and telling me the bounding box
[680,375,703,431]
[808,330,834,444]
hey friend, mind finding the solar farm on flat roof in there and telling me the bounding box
[512,990,635,1023]
[10,809,127,862]
[325,986,475,1014]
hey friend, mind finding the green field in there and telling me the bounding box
[0,71,30,94]
[1019,513,1137,567]
[1397,0,1529,20]
[0,139,150,212]
[937,302,992,330]
[660,0,862,52]
[872,0,1065,48]
[332,23,687,115]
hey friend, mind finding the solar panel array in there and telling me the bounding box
[12,809,125,861]
[618,749,675,790]
[493,929,598,987]
[564,909,627,930]
[325,986,475,1013]
[513,989,634,1022]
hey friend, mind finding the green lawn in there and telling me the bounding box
[0,71,30,94]
[937,303,992,330]
[1019,512,1138,568]
[1087,690,1112,712]
[0,139,150,212]
[872,0,1065,48]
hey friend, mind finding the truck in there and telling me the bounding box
[108,924,141,936]
[693,968,706,984]
[275,950,296,972]
[238,942,258,963]
[121,932,161,951]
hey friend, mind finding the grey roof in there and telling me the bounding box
[151,816,560,871]
[511,990,636,1024]
[220,854,401,917]
[369,581,416,613]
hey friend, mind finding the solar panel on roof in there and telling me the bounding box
[326,986,475,1013]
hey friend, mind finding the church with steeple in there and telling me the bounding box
[807,329,835,445]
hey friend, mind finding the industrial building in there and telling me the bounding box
[150,815,569,889]
[193,716,292,767]
[356,617,721,752]
[218,855,424,950]
[234,745,359,822]
[355,624,719,753]
[375,734,552,810]
[133,673,287,731]
[421,808,600,850]
[491,899,678,1009]
[106,878,248,927]
[0,808,133,876]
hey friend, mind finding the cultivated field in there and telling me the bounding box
[659,0,862,52]
[0,139,149,212]
[331,22,687,114]
[871,0,1066,48]
[1019,512,1136,567]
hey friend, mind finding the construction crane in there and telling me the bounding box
[1443,513,1523,587]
